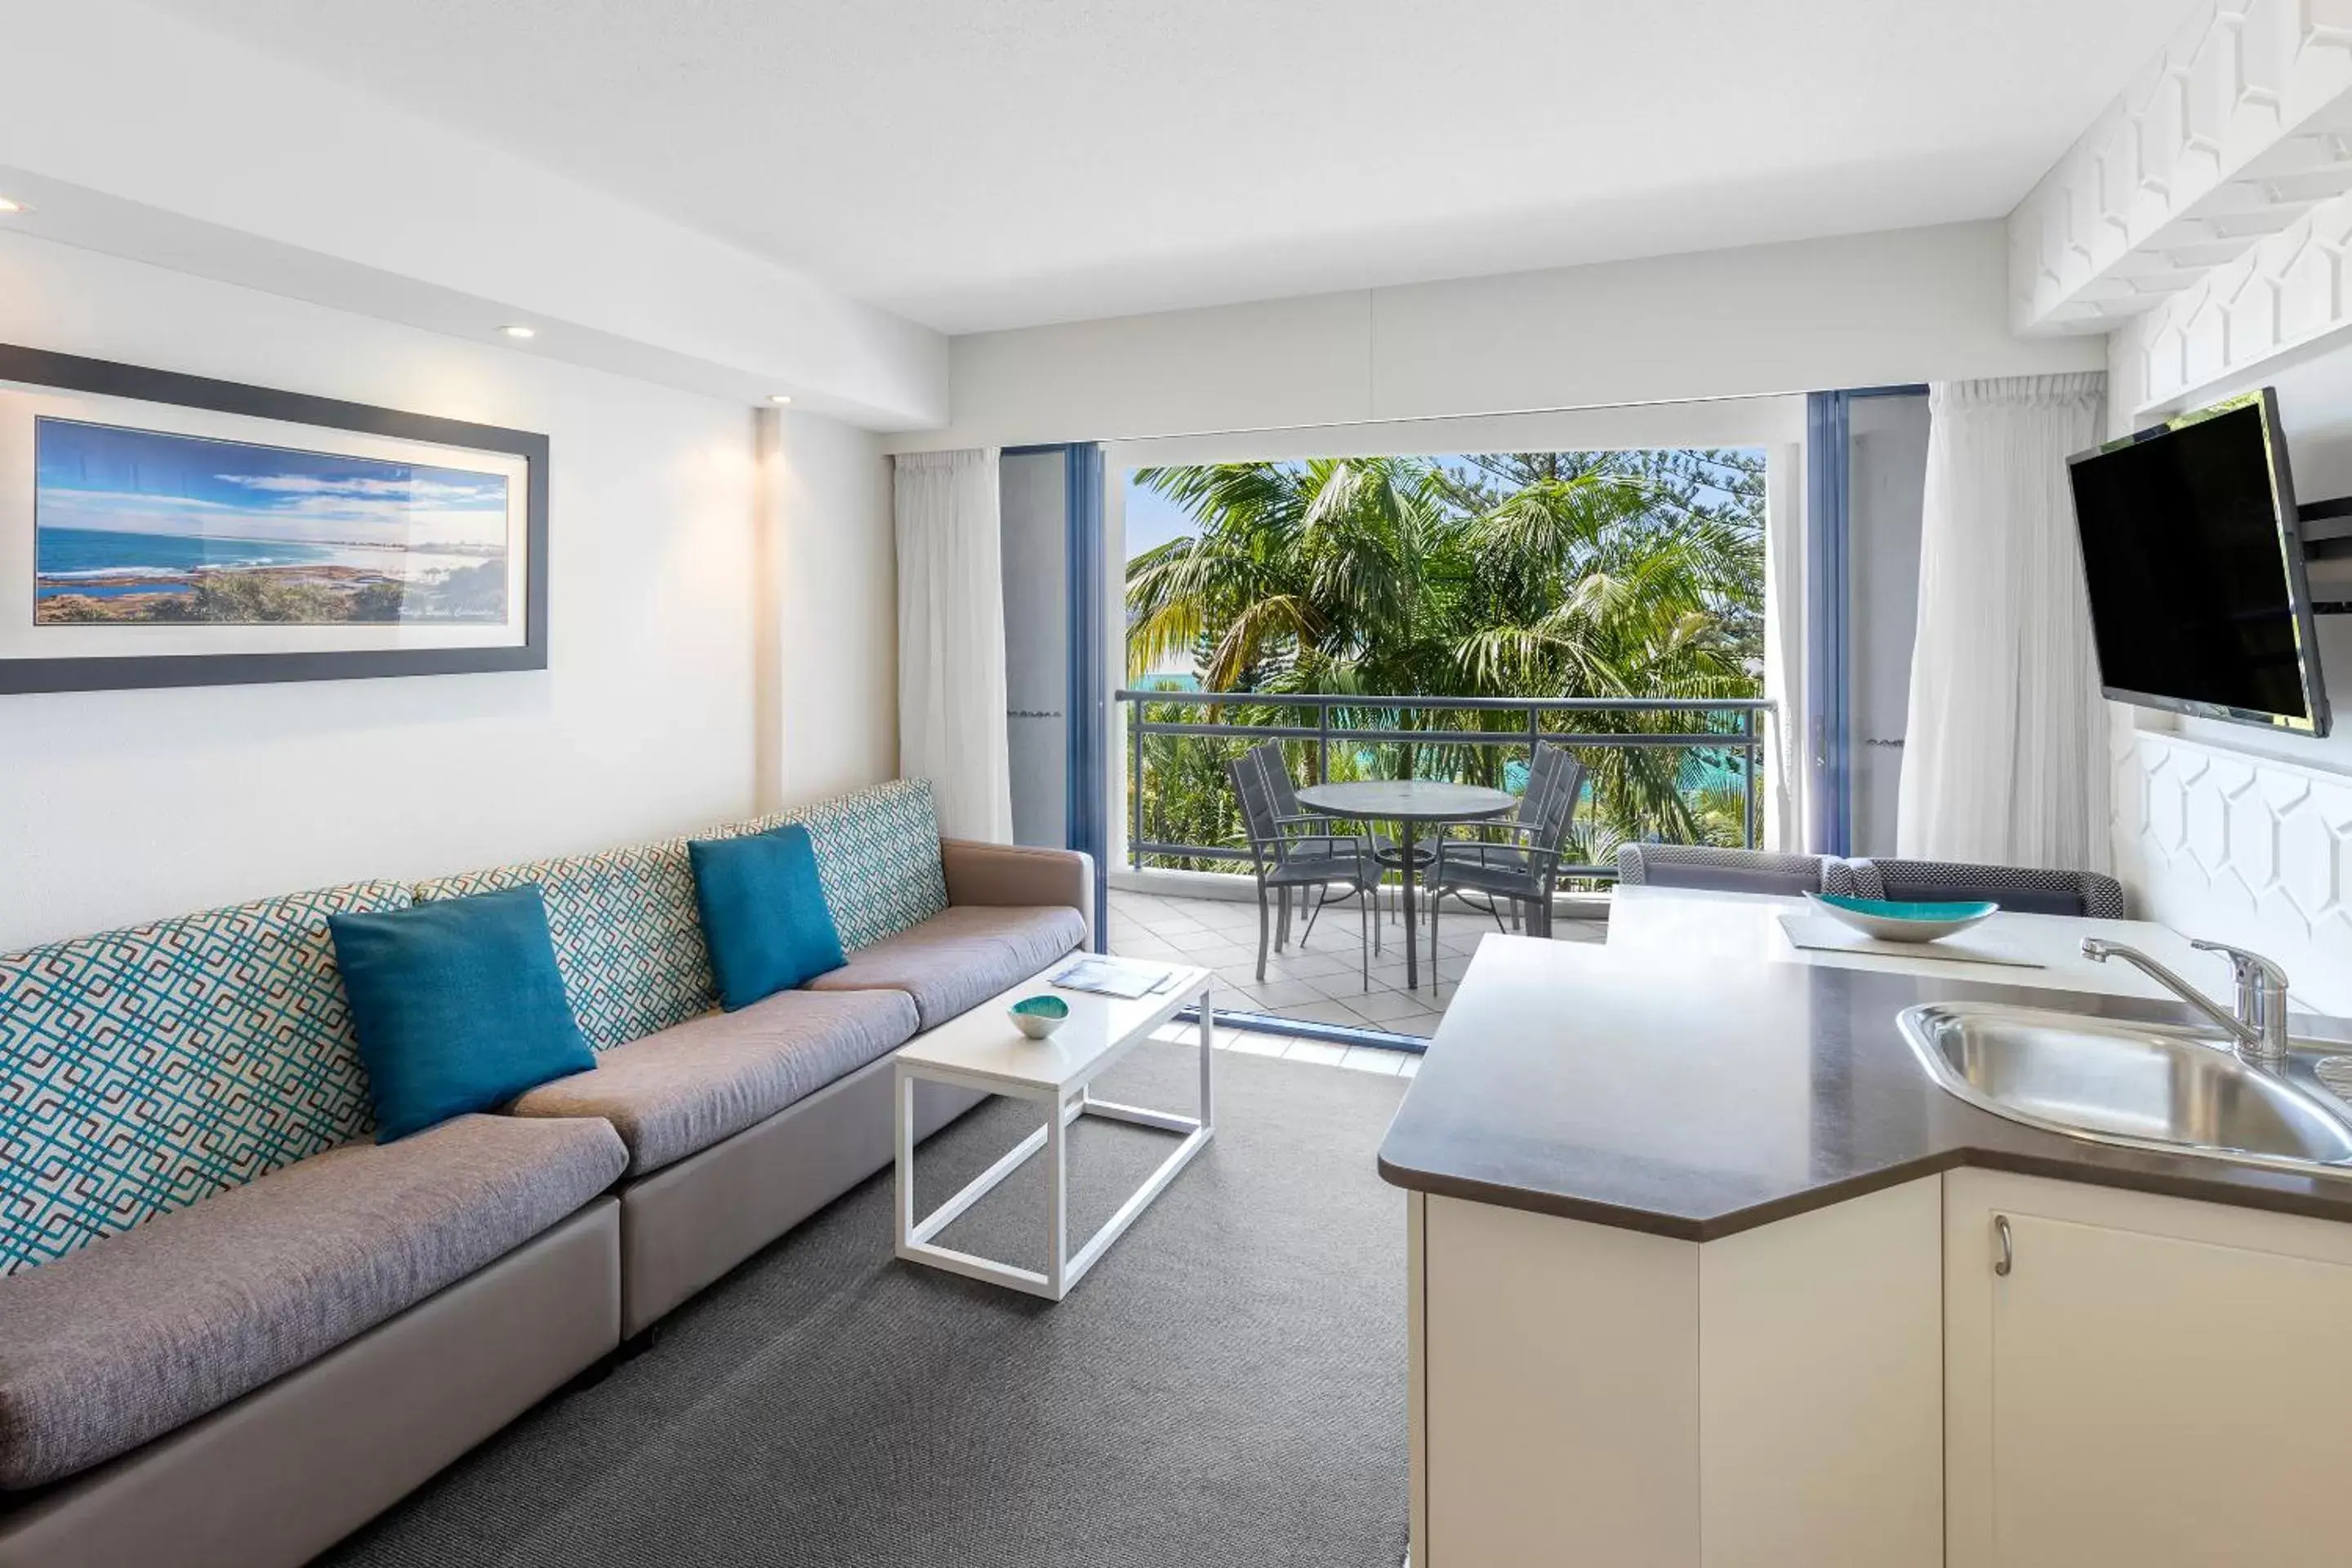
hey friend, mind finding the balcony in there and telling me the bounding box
[1108,688,1773,1042]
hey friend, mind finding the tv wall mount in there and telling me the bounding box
[2301,497,2352,615]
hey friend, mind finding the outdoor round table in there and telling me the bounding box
[1294,780,1517,992]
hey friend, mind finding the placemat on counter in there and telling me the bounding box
[1776,913,2046,969]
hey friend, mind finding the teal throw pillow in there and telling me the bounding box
[327,885,595,1143]
[688,823,846,1010]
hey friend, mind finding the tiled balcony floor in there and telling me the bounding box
[1107,886,1605,1040]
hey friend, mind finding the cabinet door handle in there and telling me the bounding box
[1993,1214,2013,1277]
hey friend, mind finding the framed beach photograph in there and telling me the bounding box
[0,343,548,693]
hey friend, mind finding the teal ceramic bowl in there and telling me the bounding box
[1805,891,1998,944]
[1009,994,1071,1040]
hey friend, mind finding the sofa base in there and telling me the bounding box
[0,1197,621,1568]
[618,1051,985,1337]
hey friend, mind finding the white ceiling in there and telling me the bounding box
[141,0,2198,336]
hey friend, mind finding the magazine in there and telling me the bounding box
[1051,956,1178,999]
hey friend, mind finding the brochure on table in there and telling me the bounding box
[1052,956,1182,999]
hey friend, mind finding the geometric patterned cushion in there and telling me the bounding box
[416,779,951,1055]
[414,840,715,1055]
[723,777,949,952]
[0,880,411,1277]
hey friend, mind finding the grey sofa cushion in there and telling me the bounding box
[508,988,921,1177]
[805,904,1089,1030]
[0,1113,626,1490]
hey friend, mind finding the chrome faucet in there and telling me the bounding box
[2079,938,2292,1071]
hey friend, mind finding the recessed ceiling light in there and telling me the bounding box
[0,198,25,215]
[768,394,793,404]
[498,324,536,339]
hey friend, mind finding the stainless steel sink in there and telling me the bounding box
[1899,1002,2352,1177]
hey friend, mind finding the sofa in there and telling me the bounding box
[0,779,1091,1568]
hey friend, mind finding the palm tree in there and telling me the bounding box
[1125,449,1765,858]
[1451,465,1762,843]
[1127,457,1468,695]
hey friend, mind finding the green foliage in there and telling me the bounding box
[56,564,507,626]
[35,595,111,623]
[1125,450,1766,870]
[154,572,347,623]
[425,561,507,620]
[348,581,408,622]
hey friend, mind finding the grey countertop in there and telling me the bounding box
[1374,936,2352,1241]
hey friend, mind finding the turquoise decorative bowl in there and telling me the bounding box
[1009,994,1071,1040]
[1805,891,1998,944]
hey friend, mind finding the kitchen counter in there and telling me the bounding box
[1376,933,2352,1241]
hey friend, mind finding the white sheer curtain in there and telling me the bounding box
[1897,374,2109,870]
[893,449,1014,844]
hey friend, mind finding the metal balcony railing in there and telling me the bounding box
[1117,688,1775,880]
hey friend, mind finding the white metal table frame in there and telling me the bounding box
[893,973,1215,1301]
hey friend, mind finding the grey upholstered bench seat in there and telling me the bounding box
[509,988,921,1177]
[0,1113,627,1491]
[805,904,1089,1030]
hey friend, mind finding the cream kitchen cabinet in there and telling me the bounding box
[1411,1169,2352,1568]
[1410,1178,1944,1568]
[1944,1169,2352,1568]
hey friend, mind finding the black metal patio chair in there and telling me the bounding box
[1425,742,1587,997]
[1230,751,1379,988]
[1245,740,1383,955]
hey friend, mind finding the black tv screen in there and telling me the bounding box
[2066,389,2329,737]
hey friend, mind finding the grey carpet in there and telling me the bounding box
[317,1042,1412,1568]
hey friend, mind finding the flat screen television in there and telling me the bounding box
[2066,387,2330,737]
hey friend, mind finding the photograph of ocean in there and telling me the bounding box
[33,418,510,626]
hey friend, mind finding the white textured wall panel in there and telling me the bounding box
[2114,728,2352,1013]
[2114,185,2352,408]
[2011,1,2352,338]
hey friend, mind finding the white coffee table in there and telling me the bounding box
[893,963,1214,1301]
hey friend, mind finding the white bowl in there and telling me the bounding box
[1008,995,1070,1039]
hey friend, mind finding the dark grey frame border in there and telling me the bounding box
[0,342,550,694]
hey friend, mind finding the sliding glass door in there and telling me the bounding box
[999,443,1109,949]
[1806,388,1929,856]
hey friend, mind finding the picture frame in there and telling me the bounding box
[0,342,549,694]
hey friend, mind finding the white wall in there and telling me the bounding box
[2006,0,2352,341]
[755,408,900,813]
[2104,331,2352,1011]
[2044,0,2352,1006]
[1100,396,1807,469]
[894,221,2103,452]
[0,229,888,951]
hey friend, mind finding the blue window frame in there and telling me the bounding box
[1806,385,1927,857]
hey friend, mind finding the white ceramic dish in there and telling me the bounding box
[1008,994,1071,1039]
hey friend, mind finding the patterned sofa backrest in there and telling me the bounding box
[0,880,409,1276]
[416,777,951,1054]
[719,777,949,952]
[413,836,714,1054]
